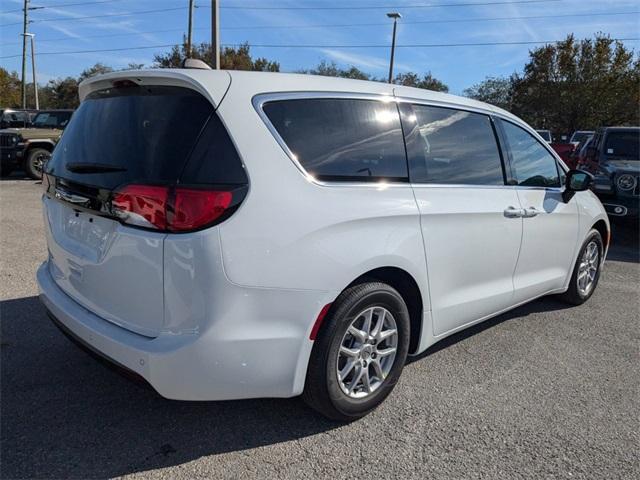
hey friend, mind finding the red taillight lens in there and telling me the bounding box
[170,188,232,232]
[112,185,234,232]
[113,185,168,230]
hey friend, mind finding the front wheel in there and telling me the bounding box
[558,229,603,305]
[303,282,410,421]
[24,148,50,180]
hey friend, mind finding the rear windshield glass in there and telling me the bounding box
[604,131,639,160]
[45,85,214,189]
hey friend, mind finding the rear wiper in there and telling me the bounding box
[66,162,127,173]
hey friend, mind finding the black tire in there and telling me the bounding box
[0,165,13,177]
[558,229,603,305]
[303,282,410,421]
[24,148,50,180]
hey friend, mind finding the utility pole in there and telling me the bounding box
[27,34,39,110]
[187,0,194,57]
[21,0,30,108]
[211,0,220,69]
[386,12,401,84]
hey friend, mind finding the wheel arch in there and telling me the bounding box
[345,266,424,355]
[591,219,610,252]
[25,140,55,154]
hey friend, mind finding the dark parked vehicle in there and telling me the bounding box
[0,108,38,129]
[579,127,639,219]
[0,109,73,179]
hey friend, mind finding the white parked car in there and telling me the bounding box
[38,69,609,421]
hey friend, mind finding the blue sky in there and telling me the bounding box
[1,0,639,94]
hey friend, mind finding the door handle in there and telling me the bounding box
[523,207,541,218]
[504,206,525,218]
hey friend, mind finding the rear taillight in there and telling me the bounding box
[112,184,236,232]
[113,185,168,230]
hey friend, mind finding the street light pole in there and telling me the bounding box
[386,12,401,84]
[27,34,39,110]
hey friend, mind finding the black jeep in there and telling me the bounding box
[0,109,73,179]
[579,127,639,220]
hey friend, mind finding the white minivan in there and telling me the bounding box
[38,68,609,421]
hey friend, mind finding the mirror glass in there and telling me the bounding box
[568,171,591,191]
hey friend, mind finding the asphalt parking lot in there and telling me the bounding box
[1,175,638,480]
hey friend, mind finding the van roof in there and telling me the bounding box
[80,68,521,124]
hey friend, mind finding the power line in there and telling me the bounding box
[0,43,177,59]
[215,0,561,10]
[0,6,186,27]
[0,0,125,15]
[0,0,563,26]
[223,10,640,29]
[2,27,189,46]
[2,37,638,59]
[227,38,640,48]
[4,10,638,46]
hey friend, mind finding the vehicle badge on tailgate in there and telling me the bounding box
[54,188,90,207]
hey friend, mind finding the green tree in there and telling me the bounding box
[0,68,22,107]
[40,77,80,109]
[78,62,114,82]
[394,72,449,92]
[153,41,279,71]
[463,76,514,111]
[511,34,639,133]
[300,61,371,80]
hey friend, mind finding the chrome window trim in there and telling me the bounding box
[394,93,496,118]
[252,91,565,191]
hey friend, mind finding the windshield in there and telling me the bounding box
[1,110,30,128]
[45,85,214,190]
[571,131,592,144]
[536,130,551,142]
[604,131,639,160]
[32,111,72,129]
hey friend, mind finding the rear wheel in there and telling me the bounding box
[558,229,603,305]
[303,282,410,421]
[24,148,50,180]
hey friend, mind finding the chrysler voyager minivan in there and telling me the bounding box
[38,69,609,420]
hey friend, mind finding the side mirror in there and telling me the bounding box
[563,169,593,202]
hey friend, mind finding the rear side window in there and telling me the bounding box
[33,111,72,129]
[46,85,214,190]
[262,98,408,182]
[501,121,560,188]
[180,113,247,186]
[403,104,504,185]
[604,130,639,159]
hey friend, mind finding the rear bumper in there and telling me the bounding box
[37,261,330,400]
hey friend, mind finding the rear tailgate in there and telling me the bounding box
[44,195,166,337]
[42,71,230,337]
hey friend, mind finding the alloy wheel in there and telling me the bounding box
[336,306,398,399]
[577,240,599,296]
